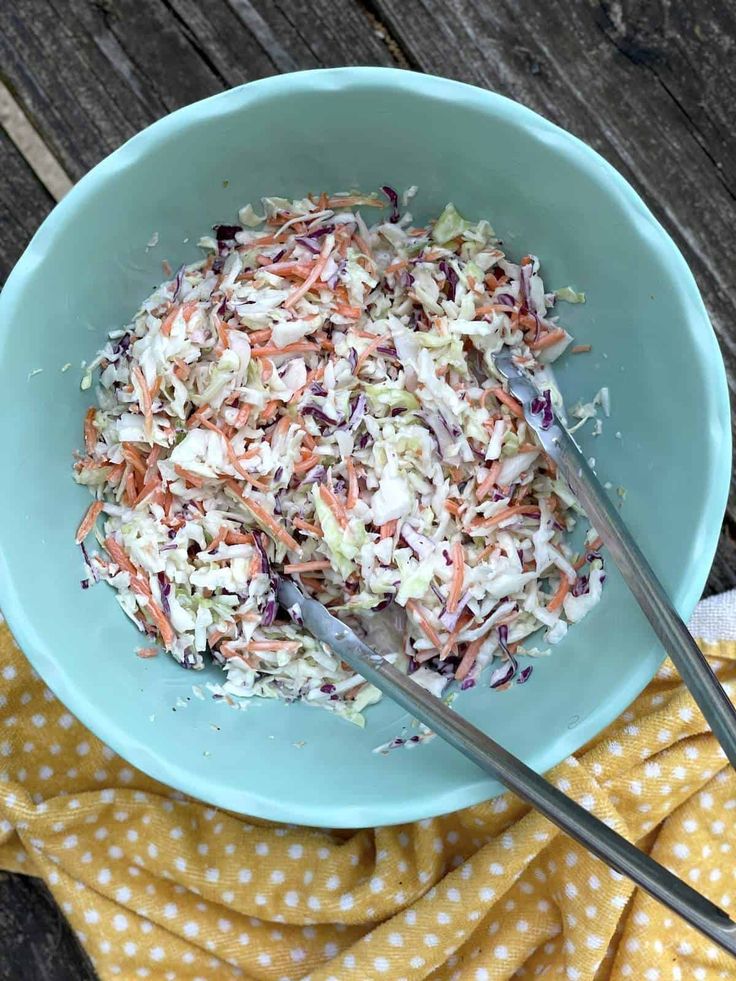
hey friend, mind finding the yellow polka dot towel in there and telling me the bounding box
[1,593,736,981]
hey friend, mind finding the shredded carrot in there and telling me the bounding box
[75,500,103,544]
[293,453,321,475]
[124,470,138,506]
[447,542,465,613]
[491,387,524,419]
[136,647,159,659]
[283,250,330,310]
[355,334,389,371]
[476,504,541,529]
[142,596,175,650]
[174,464,205,488]
[529,328,568,351]
[247,639,302,653]
[380,520,397,539]
[334,303,362,319]
[172,357,190,380]
[215,318,229,350]
[224,529,254,545]
[455,637,484,681]
[346,458,359,509]
[571,344,592,354]
[104,537,137,576]
[520,255,533,266]
[444,500,461,515]
[143,445,161,484]
[547,575,571,612]
[283,560,332,574]
[130,364,153,437]
[319,484,348,529]
[247,329,272,344]
[207,528,228,553]
[293,517,322,537]
[234,404,251,428]
[225,478,301,552]
[251,342,320,358]
[476,461,501,501]
[120,443,146,477]
[327,195,384,208]
[132,479,159,506]
[406,600,443,650]
[84,408,97,454]
[475,303,519,316]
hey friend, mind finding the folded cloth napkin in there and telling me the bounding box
[1,593,735,981]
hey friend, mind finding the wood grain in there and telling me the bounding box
[0,872,97,981]
[0,128,56,280]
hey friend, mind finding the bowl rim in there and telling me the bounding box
[0,66,730,826]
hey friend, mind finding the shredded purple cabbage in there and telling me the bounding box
[157,571,171,617]
[302,404,339,426]
[213,224,242,242]
[530,389,554,431]
[252,532,271,575]
[439,260,459,301]
[347,393,366,432]
[172,264,187,303]
[517,665,533,685]
[380,185,400,223]
[301,464,327,485]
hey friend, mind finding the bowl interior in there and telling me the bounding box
[0,69,728,826]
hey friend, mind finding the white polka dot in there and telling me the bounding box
[373,956,390,972]
[150,947,164,962]
[205,867,219,883]
[255,842,269,855]
[97,869,111,885]
[339,893,354,911]
[475,970,489,981]
[257,953,271,966]
[288,843,303,859]
[183,921,199,937]
[238,868,252,884]
[494,945,508,959]
[84,909,100,924]
[115,886,131,903]
[410,956,425,969]
[424,933,439,947]
[113,914,128,932]
[285,891,299,907]
[326,875,340,891]
[370,876,384,893]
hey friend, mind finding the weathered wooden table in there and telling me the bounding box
[1,1,734,975]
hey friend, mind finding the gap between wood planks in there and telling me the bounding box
[0,79,72,201]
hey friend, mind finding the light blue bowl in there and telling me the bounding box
[0,68,729,827]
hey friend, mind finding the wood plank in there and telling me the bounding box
[372,0,736,594]
[0,872,97,980]
[0,129,55,283]
[0,0,394,183]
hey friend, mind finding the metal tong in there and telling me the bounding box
[276,353,736,956]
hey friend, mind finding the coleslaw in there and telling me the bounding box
[74,188,605,725]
